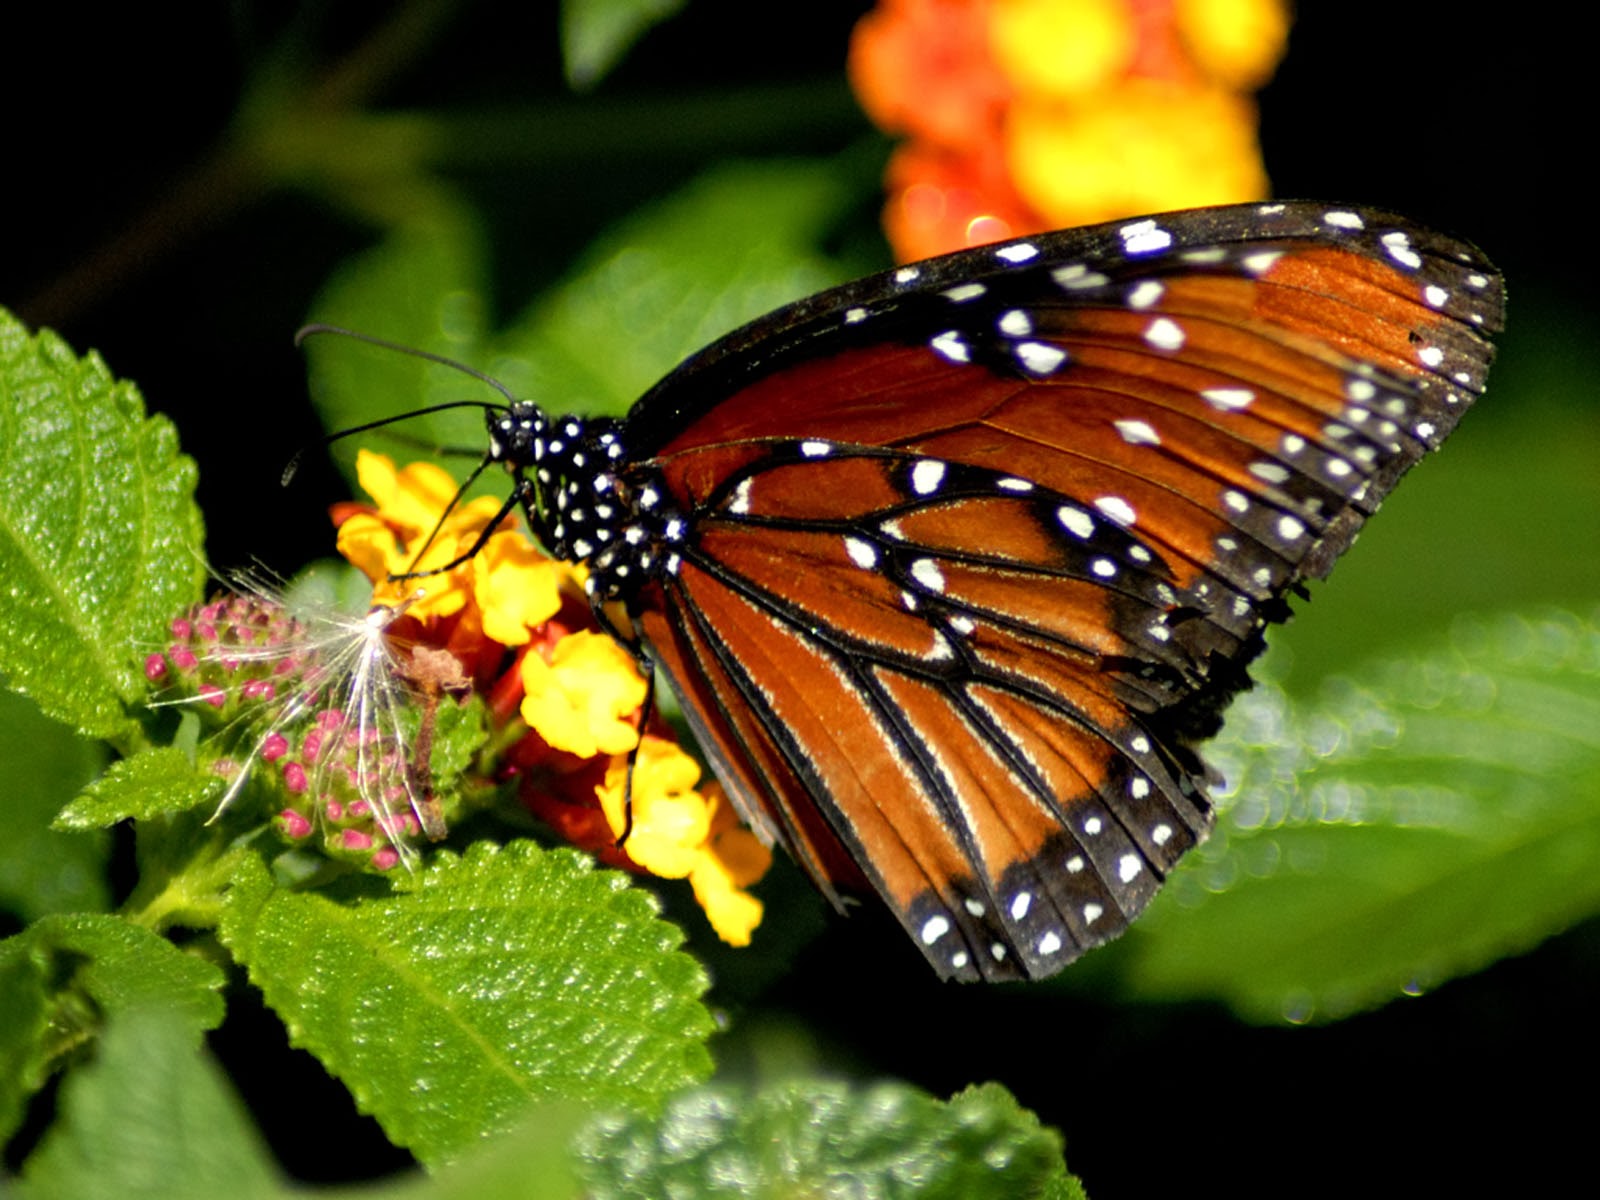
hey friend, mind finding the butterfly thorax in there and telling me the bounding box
[489,403,684,606]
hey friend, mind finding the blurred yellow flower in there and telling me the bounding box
[850,0,1290,259]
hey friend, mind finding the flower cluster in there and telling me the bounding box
[849,0,1290,261]
[333,450,772,946]
[146,590,426,871]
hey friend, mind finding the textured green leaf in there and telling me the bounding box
[16,1007,281,1200]
[0,914,226,1144]
[561,0,685,89]
[219,840,714,1165]
[573,1081,1082,1200]
[0,689,109,920]
[1124,610,1600,1022]
[54,745,221,831]
[0,308,205,740]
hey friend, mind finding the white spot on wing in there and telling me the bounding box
[1243,250,1283,275]
[1144,317,1185,351]
[1054,263,1109,289]
[1057,505,1095,538]
[1016,341,1067,374]
[1127,280,1165,309]
[997,241,1039,264]
[1094,495,1137,526]
[1381,231,1423,269]
[1202,387,1255,412]
[930,331,971,363]
[998,309,1033,337]
[910,558,946,592]
[942,282,987,302]
[1120,219,1173,255]
[911,459,946,495]
[1323,210,1365,230]
[844,537,877,569]
[1114,418,1161,445]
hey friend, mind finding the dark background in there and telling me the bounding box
[4,3,1594,1195]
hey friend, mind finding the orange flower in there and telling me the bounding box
[849,0,1012,150]
[333,450,769,944]
[850,0,1290,259]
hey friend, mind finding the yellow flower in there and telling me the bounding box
[332,449,769,946]
[338,450,572,645]
[519,630,648,757]
[598,740,772,946]
[472,531,564,646]
[1176,0,1290,90]
[339,451,505,620]
[851,0,1291,258]
[1007,81,1268,227]
[989,0,1134,97]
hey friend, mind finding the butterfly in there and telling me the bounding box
[333,201,1505,982]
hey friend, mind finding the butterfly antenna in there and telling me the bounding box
[283,324,521,486]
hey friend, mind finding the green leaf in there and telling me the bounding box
[0,688,109,920]
[16,1007,282,1200]
[561,0,685,90]
[0,914,226,1144]
[218,840,714,1165]
[495,159,855,420]
[573,1080,1083,1200]
[0,308,205,740]
[304,161,857,488]
[1123,610,1600,1022]
[302,202,493,477]
[55,745,221,831]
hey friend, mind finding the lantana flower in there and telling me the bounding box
[850,0,1290,261]
[332,450,770,946]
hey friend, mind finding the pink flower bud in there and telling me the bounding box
[144,653,168,681]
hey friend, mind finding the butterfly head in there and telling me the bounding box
[486,404,683,606]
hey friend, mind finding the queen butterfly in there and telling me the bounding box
[339,200,1505,982]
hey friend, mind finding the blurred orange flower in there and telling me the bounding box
[850,0,1290,260]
